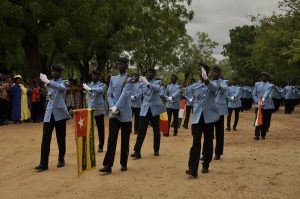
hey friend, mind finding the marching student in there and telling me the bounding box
[186,63,220,178]
[182,78,195,129]
[211,66,228,160]
[282,83,297,114]
[164,74,181,136]
[35,64,71,172]
[226,78,242,131]
[131,73,143,134]
[252,72,274,140]
[99,57,134,174]
[83,69,107,153]
[131,68,166,159]
[271,85,282,112]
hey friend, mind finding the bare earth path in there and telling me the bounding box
[0,108,299,199]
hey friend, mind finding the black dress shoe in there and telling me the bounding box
[120,165,127,172]
[131,152,141,159]
[261,136,265,140]
[35,164,48,171]
[202,167,209,173]
[253,137,260,140]
[226,127,231,131]
[98,148,103,153]
[186,169,198,178]
[154,152,159,156]
[99,166,112,173]
[182,125,188,129]
[214,155,221,160]
[233,127,237,131]
[57,161,65,168]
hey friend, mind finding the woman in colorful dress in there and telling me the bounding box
[20,81,31,121]
[10,75,22,124]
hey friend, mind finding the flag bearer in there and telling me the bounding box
[99,57,134,174]
[83,69,107,153]
[252,72,274,140]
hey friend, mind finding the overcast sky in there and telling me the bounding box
[186,0,281,61]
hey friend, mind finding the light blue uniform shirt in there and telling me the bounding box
[87,81,107,116]
[226,85,242,108]
[44,78,71,122]
[282,85,297,99]
[131,82,143,108]
[212,78,228,116]
[191,80,220,124]
[165,83,181,109]
[107,73,134,122]
[183,85,194,107]
[271,86,282,99]
[252,81,274,110]
[140,79,166,117]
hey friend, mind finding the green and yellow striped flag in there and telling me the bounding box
[73,108,96,175]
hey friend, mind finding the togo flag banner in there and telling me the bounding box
[160,112,169,135]
[73,108,96,175]
[254,97,263,126]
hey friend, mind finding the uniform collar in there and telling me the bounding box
[119,72,128,77]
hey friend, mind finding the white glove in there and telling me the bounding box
[83,83,91,91]
[201,67,208,80]
[261,97,265,105]
[230,96,235,100]
[168,96,174,102]
[40,73,50,84]
[131,96,136,101]
[139,76,150,86]
[110,106,120,115]
[189,97,193,103]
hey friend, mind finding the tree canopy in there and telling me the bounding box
[223,0,300,85]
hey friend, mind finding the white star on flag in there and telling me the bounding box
[78,117,84,129]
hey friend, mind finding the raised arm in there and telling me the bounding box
[91,83,107,94]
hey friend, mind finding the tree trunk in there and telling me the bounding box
[79,61,90,81]
[22,33,40,79]
[96,54,108,84]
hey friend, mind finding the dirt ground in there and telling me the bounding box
[0,108,299,199]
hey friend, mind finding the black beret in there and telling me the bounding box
[212,66,221,72]
[116,57,129,64]
[92,69,101,75]
[261,71,270,77]
[51,64,64,72]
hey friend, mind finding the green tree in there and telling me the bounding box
[223,25,258,83]
[176,32,218,85]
